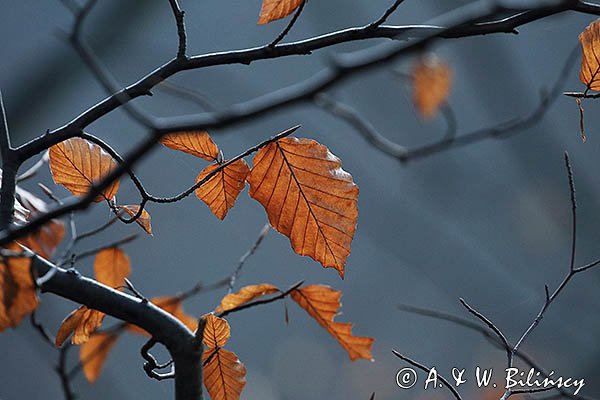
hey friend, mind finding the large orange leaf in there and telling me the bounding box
[258,0,303,24]
[247,137,358,278]
[49,137,120,202]
[412,55,452,119]
[579,19,600,91]
[93,247,131,289]
[195,160,250,220]
[55,306,106,346]
[80,332,119,383]
[203,348,246,400]
[0,246,38,332]
[160,131,219,161]
[291,285,373,361]
[214,284,279,313]
[128,296,198,335]
[117,205,152,235]
[202,313,230,348]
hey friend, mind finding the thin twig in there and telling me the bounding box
[217,281,304,318]
[268,0,306,47]
[227,223,270,292]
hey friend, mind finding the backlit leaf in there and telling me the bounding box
[117,205,153,235]
[195,160,250,220]
[412,55,452,119]
[214,284,279,313]
[94,247,131,290]
[55,306,106,346]
[579,19,600,91]
[258,0,303,24]
[160,131,219,161]
[0,246,37,332]
[49,137,120,202]
[202,313,230,348]
[291,285,373,361]
[203,348,246,400]
[80,333,119,383]
[247,137,358,278]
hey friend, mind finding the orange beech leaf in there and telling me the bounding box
[80,333,119,383]
[49,137,120,202]
[55,306,106,346]
[203,348,246,400]
[160,131,219,161]
[202,313,230,348]
[258,0,303,24]
[214,284,279,313]
[195,160,250,220]
[291,285,373,361]
[412,55,452,119]
[579,19,600,91]
[93,247,131,290]
[117,205,153,235]
[247,137,358,278]
[128,296,198,335]
[0,246,38,332]
[16,187,65,259]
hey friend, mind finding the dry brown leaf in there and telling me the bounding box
[80,332,119,383]
[117,205,153,235]
[0,246,38,332]
[202,313,230,348]
[579,19,600,91]
[412,55,452,120]
[195,160,250,220]
[160,131,219,161]
[291,285,373,361]
[214,284,279,313]
[49,137,120,202]
[258,0,303,24]
[55,306,106,346]
[247,137,358,278]
[128,296,197,335]
[203,348,246,400]
[94,247,131,289]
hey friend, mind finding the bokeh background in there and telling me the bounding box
[2,1,600,399]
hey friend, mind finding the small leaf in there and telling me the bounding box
[49,137,120,202]
[579,19,600,91]
[247,137,358,278]
[94,247,131,290]
[291,285,373,361]
[117,205,153,235]
[202,313,230,348]
[55,306,106,346]
[214,284,279,313]
[258,0,303,24]
[160,131,219,161]
[412,55,452,120]
[196,160,250,220]
[203,348,246,400]
[0,245,38,332]
[80,333,119,383]
[128,296,197,334]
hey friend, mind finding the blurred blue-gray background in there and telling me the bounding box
[2,1,600,399]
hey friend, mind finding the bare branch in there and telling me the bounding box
[268,0,306,47]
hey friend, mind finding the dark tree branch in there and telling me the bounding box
[167,0,187,59]
[268,0,306,47]
[367,0,407,30]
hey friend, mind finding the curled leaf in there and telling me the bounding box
[203,348,246,400]
[412,55,452,120]
[214,284,279,313]
[160,131,219,161]
[80,333,119,383]
[49,137,120,202]
[579,19,600,91]
[258,0,303,24]
[247,137,358,278]
[55,306,106,346]
[202,313,230,348]
[118,205,153,235]
[195,160,250,220]
[93,247,131,289]
[291,285,373,361]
